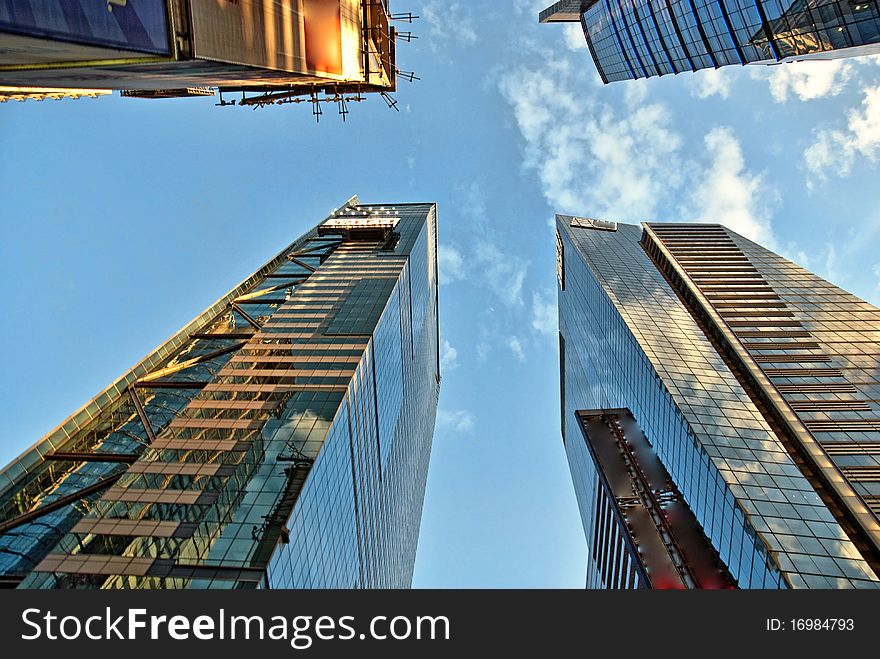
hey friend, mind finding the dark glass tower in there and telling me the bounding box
[557,215,880,588]
[540,0,880,83]
[0,197,440,589]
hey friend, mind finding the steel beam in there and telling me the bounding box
[0,474,122,535]
[235,282,298,303]
[132,380,210,389]
[231,303,263,330]
[128,387,156,443]
[287,256,317,273]
[136,342,246,384]
[46,452,140,464]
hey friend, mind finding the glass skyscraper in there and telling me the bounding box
[0,197,440,589]
[540,0,880,82]
[557,215,880,588]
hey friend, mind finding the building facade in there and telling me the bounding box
[540,0,880,83]
[557,215,880,588]
[0,196,440,589]
[0,1,397,104]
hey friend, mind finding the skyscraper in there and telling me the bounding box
[0,1,400,105]
[540,0,880,83]
[557,216,880,588]
[0,196,440,589]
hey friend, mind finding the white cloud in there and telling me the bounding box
[476,341,490,362]
[499,58,775,242]
[499,62,684,221]
[531,289,556,336]
[756,60,853,103]
[687,54,880,105]
[688,68,734,100]
[440,339,459,371]
[437,409,476,433]
[506,336,526,362]
[438,244,465,285]
[805,85,880,184]
[562,24,587,51]
[685,127,776,246]
[423,2,477,51]
[805,130,841,182]
[623,79,649,107]
[475,242,528,307]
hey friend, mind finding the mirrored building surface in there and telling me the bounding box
[557,216,880,587]
[0,196,440,589]
[540,0,880,82]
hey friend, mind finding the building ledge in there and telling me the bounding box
[539,1,591,22]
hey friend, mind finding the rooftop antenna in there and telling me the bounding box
[380,91,399,112]
[216,89,236,107]
[337,95,349,122]
[395,69,420,82]
[395,31,418,42]
[390,13,418,22]
[311,91,323,123]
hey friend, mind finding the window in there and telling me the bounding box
[556,229,565,290]
[559,332,566,442]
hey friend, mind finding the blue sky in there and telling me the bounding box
[2,1,880,588]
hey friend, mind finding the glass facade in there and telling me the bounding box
[0,198,439,589]
[557,215,880,588]
[541,0,880,82]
